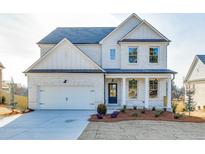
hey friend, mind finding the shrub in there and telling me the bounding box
[174,113,184,119]
[163,108,167,112]
[152,107,156,111]
[97,104,107,115]
[133,106,137,110]
[155,110,163,117]
[141,107,146,114]
[110,111,120,118]
[96,114,103,119]
[203,105,205,111]
[1,96,6,104]
[198,106,201,110]
[132,112,139,117]
[172,103,178,114]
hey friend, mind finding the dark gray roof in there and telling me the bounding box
[26,69,177,74]
[38,27,116,44]
[119,39,169,43]
[26,69,104,73]
[197,55,205,64]
[104,69,177,74]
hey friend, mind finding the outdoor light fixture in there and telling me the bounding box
[111,79,114,82]
[64,80,67,83]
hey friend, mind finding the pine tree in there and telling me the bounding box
[185,84,196,116]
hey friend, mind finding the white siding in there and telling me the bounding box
[120,42,167,69]
[102,16,141,68]
[188,59,205,81]
[27,73,104,109]
[193,82,205,107]
[38,44,55,56]
[34,39,99,70]
[124,23,163,39]
[76,44,101,65]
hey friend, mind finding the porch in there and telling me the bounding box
[105,74,172,110]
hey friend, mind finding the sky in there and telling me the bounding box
[0,13,205,87]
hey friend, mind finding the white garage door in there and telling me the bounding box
[39,86,95,110]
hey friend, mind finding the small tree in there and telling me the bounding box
[9,77,17,111]
[185,84,196,116]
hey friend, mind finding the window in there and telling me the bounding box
[149,79,158,98]
[128,79,138,99]
[149,47,158,63]
[110,49,116,60]
[128,47,137,63]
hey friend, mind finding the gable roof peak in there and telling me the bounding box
[196,55,205,64]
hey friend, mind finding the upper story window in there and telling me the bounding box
[149,47,159,63]
[128,79,138,99]
[149,79,158,98]
[110,49,116,60]
[128,47,138,63]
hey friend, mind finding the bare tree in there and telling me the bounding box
[9,77,17,111]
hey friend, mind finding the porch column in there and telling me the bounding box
[121,77,126,106]
[144,77,149,108]
[167,78,172,110]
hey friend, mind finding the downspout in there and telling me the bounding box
[104,73,106,105]
[171,73,176,107]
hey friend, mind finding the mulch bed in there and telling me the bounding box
[89,109,205,123]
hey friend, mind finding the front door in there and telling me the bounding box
[108,83,117,104]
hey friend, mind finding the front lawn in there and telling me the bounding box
[90,109,205,123]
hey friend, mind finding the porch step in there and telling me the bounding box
[107,105,121,110]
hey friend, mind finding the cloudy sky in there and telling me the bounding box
[0,13,205,87]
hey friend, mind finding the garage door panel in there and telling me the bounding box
[39,86,95,109]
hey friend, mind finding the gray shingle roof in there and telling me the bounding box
[197,55,205,64]
[38,27,116,44]
[26,69,177,74]
[104,69,177,74]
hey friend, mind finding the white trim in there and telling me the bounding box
[24,38,104,73]
[128,46,138,64]
[99,13,143,44]
[184,56,199,82]
[148,46,160,64]
[127,78,139,100]
[119,20,170,42]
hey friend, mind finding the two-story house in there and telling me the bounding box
[24,13,176,110]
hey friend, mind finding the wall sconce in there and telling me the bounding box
[111,79,114,82]
[64,80,67,83]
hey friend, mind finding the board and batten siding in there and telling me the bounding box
[27,73,104,109]
[34,39,100,70]
[124,23,163,39]
[76,44,101,66]
[120,42,167,69]
[101,16,141,69]
[188,59,205,81]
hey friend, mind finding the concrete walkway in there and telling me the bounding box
[79,120,205,140]
[0,110,93,140]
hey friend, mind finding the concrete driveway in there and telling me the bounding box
[79,120,205,140]
[0,110,93,140]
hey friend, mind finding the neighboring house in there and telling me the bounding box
[24,13,176,110]
[0,61,5,103]
[184,55,205,109]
